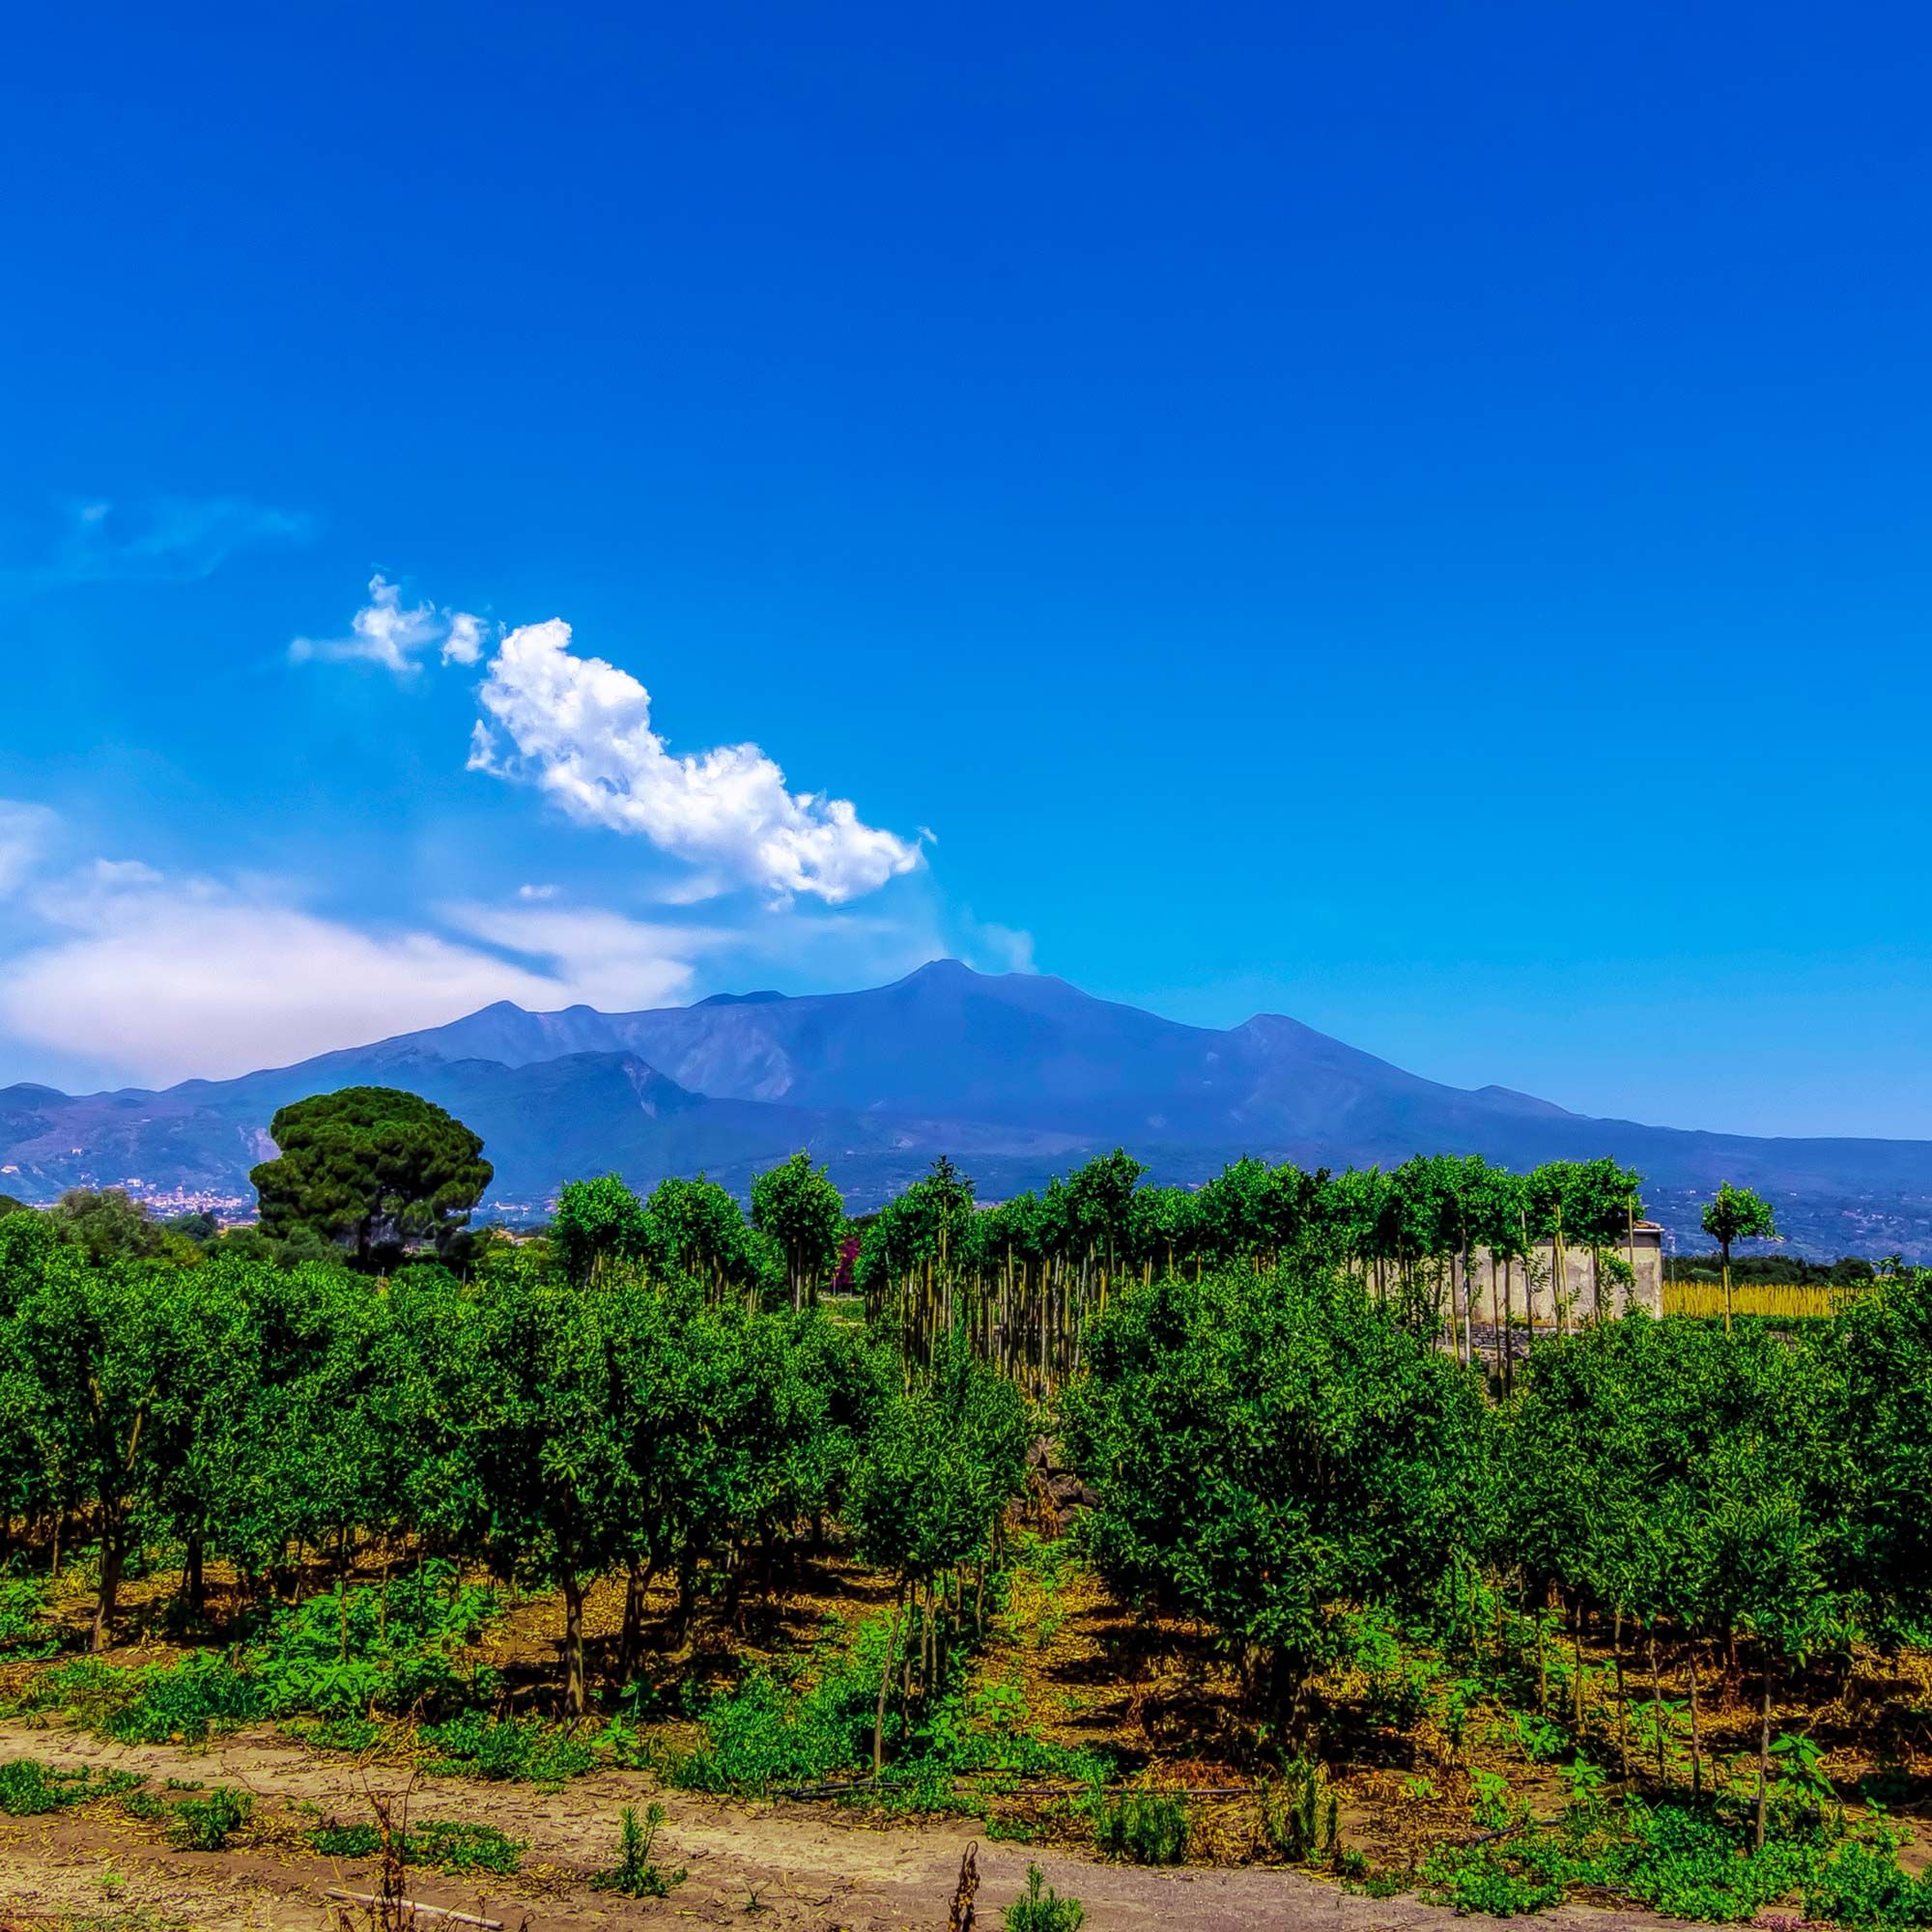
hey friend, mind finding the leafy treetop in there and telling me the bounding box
[250,1087,492,1270]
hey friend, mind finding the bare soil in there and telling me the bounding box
[0,1719,1669,1932]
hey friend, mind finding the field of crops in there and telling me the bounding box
[1662,1279,1855,1320]
[2,1135,1929,1930]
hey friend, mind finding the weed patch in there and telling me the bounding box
[417,1711,596,1785]
[311,1817,523,1875]
[0,1757,143,1816]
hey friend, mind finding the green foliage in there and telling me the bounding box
[551,1173,651,1286]
[25,1653,267,1744]
[0,1576,57,1659]
[1423,1842,1565,1917]
[1064,1262,1492,1709]
[671,1616,898,1792]
[0,1757,143,1816]
[45,1187,192,1265]
[848,1333,1030,1588]
[594,1802,686,1897]
[250,1086,492,1268]
[1258,1759,1340,1861]
[167,1784,250,1850]
[309,1818,524,1875]
[416,1711,597,1784]
[1420,1793,1932,1927]
[1091,1787,1190,1864]
[1003,1862,1086,1932]
[751,1151,845,1309]
[252,1562,499,1719]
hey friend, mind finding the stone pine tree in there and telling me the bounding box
[1700,1179,1777,1334]
[250,1087,492,1271]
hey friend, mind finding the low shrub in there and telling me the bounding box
[254,1562,499,1721]
[592,1803,685,1898]
[1092,1788,1189,1864]
[311,1818,523,1876]
[417,1711,596,1785]
[0,1578,58,1660]
[28,1653,265,1745]
[168,1785,251,1851]
[1003,1861,1085,1931]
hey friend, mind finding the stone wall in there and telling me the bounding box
[1458,1222,1664,1324]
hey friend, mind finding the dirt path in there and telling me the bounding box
[0,1721,1662,1932]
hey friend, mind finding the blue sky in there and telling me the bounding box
[2,2,1928,1136]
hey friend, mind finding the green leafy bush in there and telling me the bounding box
[1003,1861,1085,1931]
[1092,1788,1189,1864]
[0,1578,58,1660]
[1420,1794,1932,1928]
[669,1619,892,1793]
[168,1784,251,1850]
[29,1653,265,1745]
[1423,1843,1565,1917]
[254,1562,499,1720]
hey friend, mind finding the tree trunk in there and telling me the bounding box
[1689,1642,1702,1800]
[183,1533,206,1618]
[872,1589,904,1776]
[1613,1612,1630,1779]
[617,1557,657,1678]
[93,1521,127,1653]
[560,1573,587,1718]
[1754,1666,1773,1851]
[1648,1632,1666,1785]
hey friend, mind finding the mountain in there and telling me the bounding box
[4,960,1929,1258]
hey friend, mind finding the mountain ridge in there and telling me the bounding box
[4,960,1929,1258]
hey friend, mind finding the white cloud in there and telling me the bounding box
[468,618,923,903]
[516,882,556,900]
[0,866,706,1088]
[5,497,312,589]
[440,901,714,1012]
[441,611,486,666]
[0,800,56,897]
[291,575,489,676]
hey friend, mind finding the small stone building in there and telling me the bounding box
[1461,1221,1664,1324]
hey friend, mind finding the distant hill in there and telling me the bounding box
[4,959,1929,1258]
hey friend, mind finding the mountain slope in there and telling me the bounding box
[4,961,1929,1256]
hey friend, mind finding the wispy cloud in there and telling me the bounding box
[0,863,710,1087]
[291,574,490,676]
[0,800,57,898]
[5,497,312,589]
[468,617,924,904]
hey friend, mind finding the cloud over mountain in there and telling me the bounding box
[467,616,923,903]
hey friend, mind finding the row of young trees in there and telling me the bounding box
[1065,1256,1932,1807]
[0,1206,1025,1717]
[854,1150,1654,1393]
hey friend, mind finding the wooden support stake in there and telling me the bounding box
[324,1889,502,1929]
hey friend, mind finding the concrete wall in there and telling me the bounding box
[1457,1223,1664,1325]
